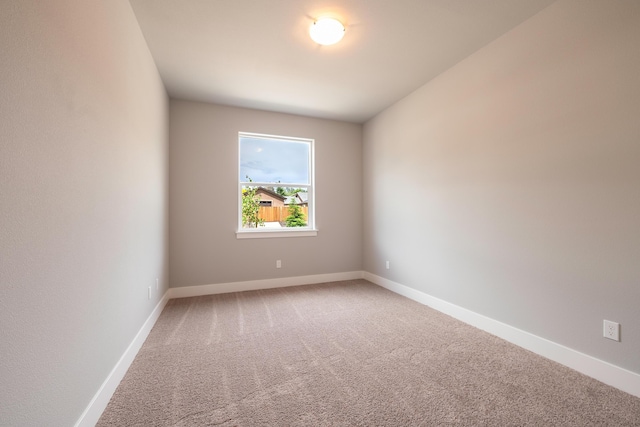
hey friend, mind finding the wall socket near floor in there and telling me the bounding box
[148,286,152,300]
[385,260,390,270]
[603,320,620,341]
[276,259,282,269]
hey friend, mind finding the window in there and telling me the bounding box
[237,132,316,238]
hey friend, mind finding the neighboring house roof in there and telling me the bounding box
[255,187,285,202]
[284,192,308,205]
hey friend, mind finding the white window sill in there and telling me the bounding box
[236,229,318,239]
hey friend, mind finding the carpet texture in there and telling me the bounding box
[98,280,640,426]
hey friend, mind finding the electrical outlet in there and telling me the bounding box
[386,260,390,270]
[148,286,152,300]
[276,260,282,269]
[603,320,620,341]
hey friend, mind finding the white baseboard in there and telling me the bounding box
[75,271,361,425]
[168,271,365,299]
[76,271,639,427]
[364,272,640,399]
[75,293,170,427]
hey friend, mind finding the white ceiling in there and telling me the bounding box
[130,0,556,123]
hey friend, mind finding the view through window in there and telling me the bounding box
[238,132,314,233]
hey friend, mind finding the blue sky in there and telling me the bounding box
[240,136,310,184]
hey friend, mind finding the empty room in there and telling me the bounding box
[2,0,639,425]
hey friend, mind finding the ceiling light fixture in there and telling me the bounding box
[309,18,345,46]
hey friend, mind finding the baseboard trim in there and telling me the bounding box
[364,272,640,399]
[74,293,170,427]
[76,271,362,425]
[76,271,639,426]
[168,271,365,299]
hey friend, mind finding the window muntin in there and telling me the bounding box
[238,132,315,236]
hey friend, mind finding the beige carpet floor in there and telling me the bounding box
[98,280,640,426]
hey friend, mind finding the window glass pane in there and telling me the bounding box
[238,133,314,234]
[240,185,308,229]
[239,136,310,185]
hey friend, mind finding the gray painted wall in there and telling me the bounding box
[169,100,362,288]
[363,0,640,374]
[0,1,169,425]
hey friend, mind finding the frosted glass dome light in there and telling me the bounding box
[309,18,345,46]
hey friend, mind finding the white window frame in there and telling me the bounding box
[236,132,317,239]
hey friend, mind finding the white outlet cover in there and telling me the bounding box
[603,320,620,341]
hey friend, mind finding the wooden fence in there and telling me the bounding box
[258,206,308,223]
